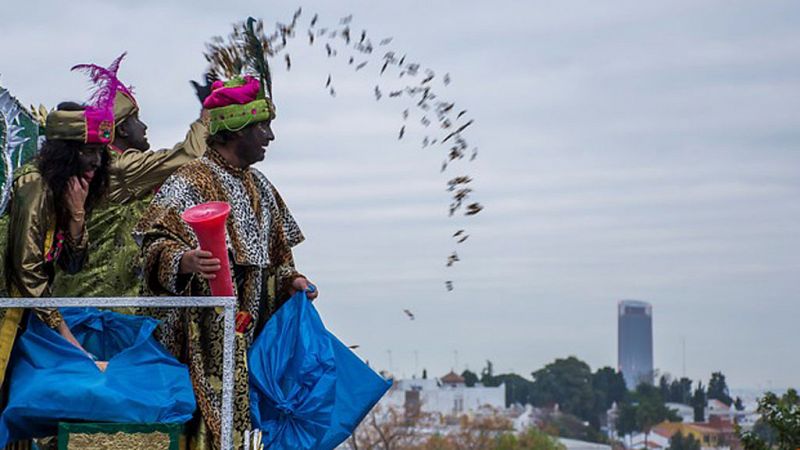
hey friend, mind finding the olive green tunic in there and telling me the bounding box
[51,120,208,298]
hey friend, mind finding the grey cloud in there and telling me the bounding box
[1,0,798,387]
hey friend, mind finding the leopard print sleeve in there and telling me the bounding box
[151,238,193,296]
[276,261,303,302]
[250,171,306,300]
[34,308,63,328]
[251,170,305,248]
[136,169,205,296]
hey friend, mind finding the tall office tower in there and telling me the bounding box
[618,300,653,390]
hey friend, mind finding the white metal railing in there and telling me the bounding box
[1,296,237,449]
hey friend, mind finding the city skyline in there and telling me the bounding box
[1,0,798,388]
[369,298,779,392]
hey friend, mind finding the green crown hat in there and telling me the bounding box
[202,17,276,136]
[203,76,274,135]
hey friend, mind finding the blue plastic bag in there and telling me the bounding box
[249,292,391,450]
[0,308,196,446]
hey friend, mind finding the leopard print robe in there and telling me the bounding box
[133,149,304,450]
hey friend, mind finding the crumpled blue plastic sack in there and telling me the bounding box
[249,292,391,450]
[0,307,196,447]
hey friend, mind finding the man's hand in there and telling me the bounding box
[63,176,89,218]
[180,248,221,279]
[57,321,107,371]
[290,276,319,300]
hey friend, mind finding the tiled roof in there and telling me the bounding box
[441,371,465,384]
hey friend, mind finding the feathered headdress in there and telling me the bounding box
[201,17,276,135]
[72,52,138,126]
[244,17,273,99]
[204,17,274,98]
[45,53,130,143]
[70,53,133,111]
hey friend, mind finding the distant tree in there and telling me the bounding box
[481,360,495,384]
[707,372,733,406]
[475,371,535,407]
[659,375,671,401]
[462,369,479,387]
[668,377,694,404]
[748,419,778,448]
[734,396,745,411]
[492,373,535,407]
[591,367,628,426]
[530,356,596,422]
[348,404,419,450]
[537,410,608,444]
[740,416,780,450]
[350,408,568,450]
[736,389,800,450]
[449,413,514,450]
[667,432,701,450]
[615,383,680,446]
[416,434,453,450]
[422,368,427,379]
[635,384,681,446]
[691,382,706,422]
[513,427,567,450]
[492,427,567,450]
[616,400,638,437]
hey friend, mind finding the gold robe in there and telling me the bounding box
[0,165,88,386]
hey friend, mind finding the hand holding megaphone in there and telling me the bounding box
[180,249,222,280]
[181,202,234,296]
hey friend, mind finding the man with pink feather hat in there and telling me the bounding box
[51,53,210,299]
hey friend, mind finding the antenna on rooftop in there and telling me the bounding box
[682,336,686,378]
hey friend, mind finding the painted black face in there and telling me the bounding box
[77,144,104,183]
[235,120,274,167]
[119,112,150,150]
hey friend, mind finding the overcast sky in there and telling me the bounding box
[2,0,798,389]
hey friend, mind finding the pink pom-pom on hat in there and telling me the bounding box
[203,76,261,109]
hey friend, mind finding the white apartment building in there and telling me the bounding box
[379,371,506,416]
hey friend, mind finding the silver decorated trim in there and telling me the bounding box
[0,296,237,449]
[0,87,32,214]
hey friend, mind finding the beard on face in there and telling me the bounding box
[135,136,151,151]
[121,116,151,150]
[233,126,267,167]
[128,125,150,151]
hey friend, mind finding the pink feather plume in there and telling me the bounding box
[70,52,134,110]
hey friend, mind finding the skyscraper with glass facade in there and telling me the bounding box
[618,300,653,390]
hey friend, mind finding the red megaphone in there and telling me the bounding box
[181,201,234,296]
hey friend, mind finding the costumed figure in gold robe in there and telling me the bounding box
[0,55,128,450]
[135,67,318,448]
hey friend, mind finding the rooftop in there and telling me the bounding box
[441,371,465,385]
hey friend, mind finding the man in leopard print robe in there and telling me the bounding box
[134,76,317,450]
